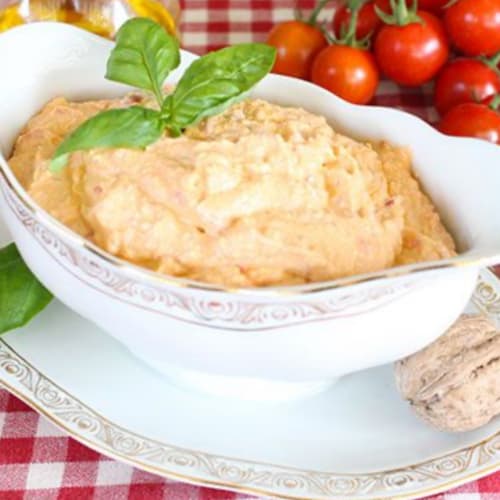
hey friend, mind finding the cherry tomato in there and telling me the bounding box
[266,21,328,79]
[311,45,379,104]
[438,102,500,144]
[374,11,449,86]
[418,0,449,13]
[434,58,500,115]
[332,0,391,40]
[444,0,500,57]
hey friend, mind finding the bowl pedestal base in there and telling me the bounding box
[139,356,339,401]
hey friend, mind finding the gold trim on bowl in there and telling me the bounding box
[4,185,431,330]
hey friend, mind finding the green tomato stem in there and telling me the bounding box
[308,0,333,25]
[395,0,408,24]
[337,1,371,49]
[375,0,421,26]
[489,94,500,112]
[345,0,369,11]
[294,4,303,21]
[481,50,500,75]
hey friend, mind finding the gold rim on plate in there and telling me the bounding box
[0,270,499,500]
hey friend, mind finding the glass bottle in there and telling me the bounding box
[0,0,180,38]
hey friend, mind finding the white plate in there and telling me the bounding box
[0,216,499,500]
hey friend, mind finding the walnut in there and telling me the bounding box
[395,314,500,432]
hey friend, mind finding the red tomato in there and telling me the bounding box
[438,102,500,144]
[266,21,327,79]
[444,0,500,56]
[434,58,500,115]
[332,0,391,39]
[374,11,449,86]
[311,45,379,104]
[418,0,449,13]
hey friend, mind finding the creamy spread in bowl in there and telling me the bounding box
[8,95,455,287]
[3,22,500,399]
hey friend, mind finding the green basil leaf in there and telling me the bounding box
[106,17,180,104]
[0,244,52,335]
[50,107,164,172]
[164,43,276,130]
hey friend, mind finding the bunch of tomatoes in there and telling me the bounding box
[266,0,500,145]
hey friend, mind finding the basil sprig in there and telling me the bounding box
[162,43,277,136]
[50,18,276,171]
[0,244,53,335]
[1,20,275,334]
[105,17,180,105]
[50,107,165,172]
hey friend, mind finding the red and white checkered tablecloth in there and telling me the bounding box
[0,1,498,498]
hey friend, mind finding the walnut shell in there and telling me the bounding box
[395,314,500,432]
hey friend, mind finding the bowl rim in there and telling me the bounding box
[0,22,498,298]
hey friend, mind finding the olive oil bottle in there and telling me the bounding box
[0,0,180,37]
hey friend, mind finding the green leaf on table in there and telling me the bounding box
[106,17,180,105]
[163,43,276,130]
[50,107,165,172]
[0,244,52,335]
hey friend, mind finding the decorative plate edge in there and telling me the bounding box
[0,270,498,500]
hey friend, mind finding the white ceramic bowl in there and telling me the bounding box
[1,23,499,400]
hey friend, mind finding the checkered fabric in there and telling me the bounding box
[180,0,439,123]
[0,390,498,498]
[0,1,497,498]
